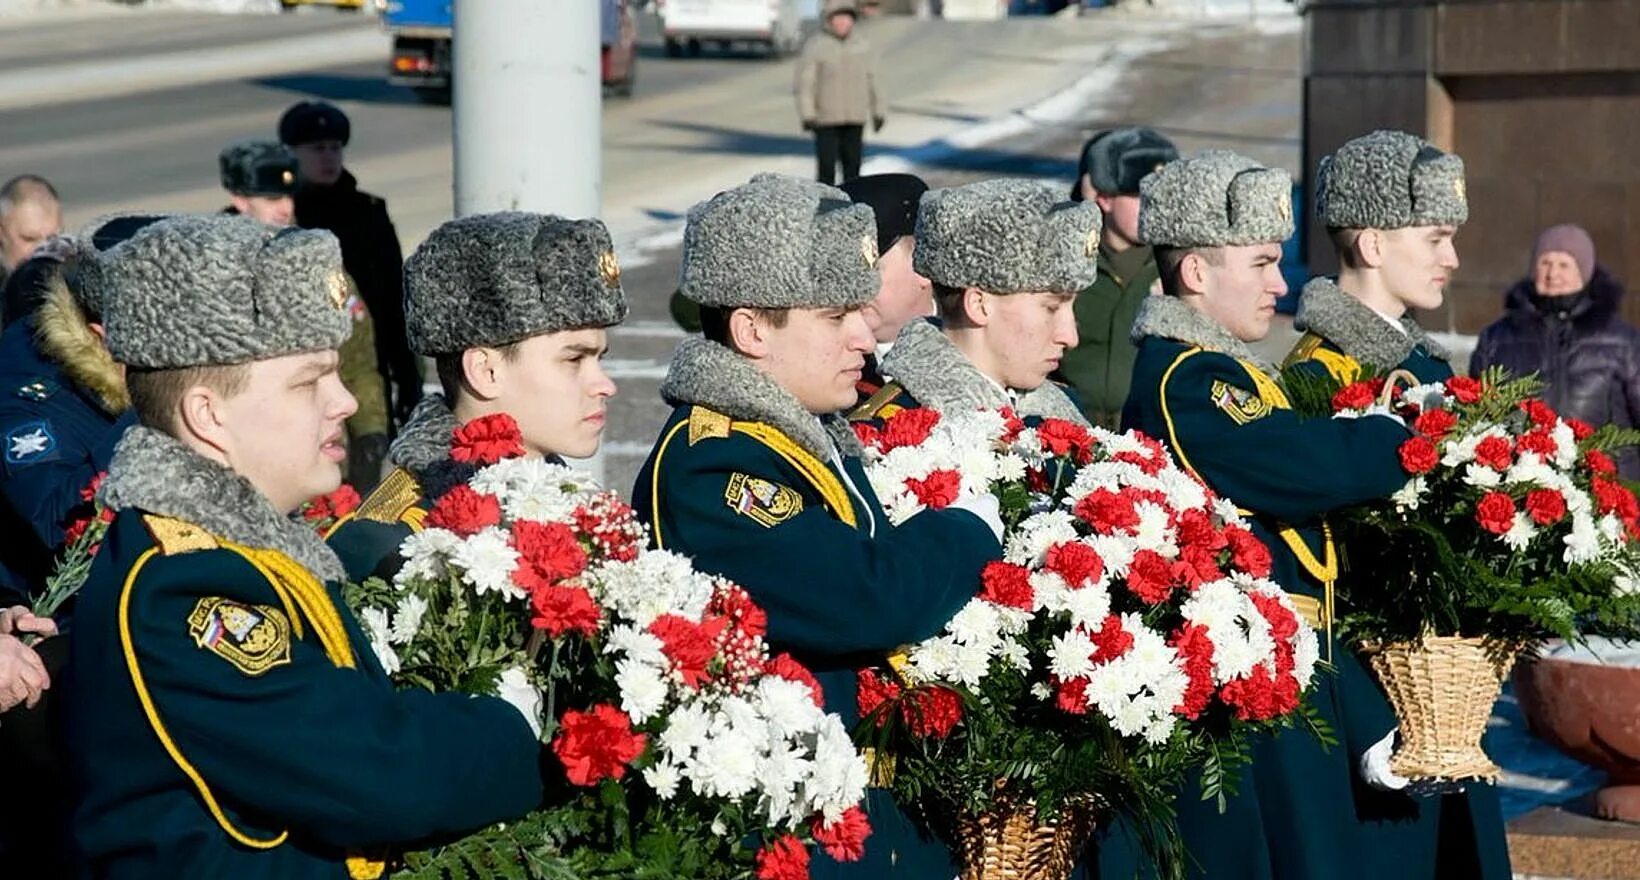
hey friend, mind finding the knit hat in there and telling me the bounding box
[1532,223,1596,287]
[914,178,1102,294]
[1316,130,1468,230]
[1138,150,1293,249]
[404,211,628,356]
[1072,127,1179,200]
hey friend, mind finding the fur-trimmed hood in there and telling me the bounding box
[388,393,459,475]
[881,319,1089,425]
[33,278,129,416]
[1293,276,1449,369]
[1501,265,1626,329]
[660,337,861,461]
[100,426,345,583]
[1130,294,1277,374]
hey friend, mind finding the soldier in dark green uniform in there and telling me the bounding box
[1058,128,1179,429]
[63,215,544,879]
[1095,151,1443,880]
[326,212,627,584]
[1284,131,1513,880]
[632,173,1005,879]
[851,178,1095,428]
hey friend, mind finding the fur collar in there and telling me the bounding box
[33,281,128,415]
[1293,277,1448,368]
[660,338,860,461]
[389,394,459,475]
[1130,294,1276,373]
[101,426,345,583]
[882,319,1089,425]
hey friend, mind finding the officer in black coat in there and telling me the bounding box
[279,101,423,429]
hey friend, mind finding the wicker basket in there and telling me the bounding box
[1365,636,1522,781]
[954,795,1100,880]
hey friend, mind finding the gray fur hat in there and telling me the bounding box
[1074,127,1179,199]
[219,140,300,197]
[1316,130,1468,230]
[90,214,352,369]
[914,178,1102,293]
[404,212,629,356]
[1138,150,1293,248]
[679,174,879,309]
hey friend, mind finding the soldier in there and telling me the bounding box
[632,174,1003,878]
[1284,132,1512,879]
[838,172,930,398]
[1285,131,1465,385]
[220,138,392,490]
[327,212,626,584]
[64,215,543,879]
[279,100,423,429]
[1103,150,1437,880]
[1058,127,1179,428]
[851,178,1095,427]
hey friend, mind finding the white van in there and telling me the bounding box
[656,0,808,57]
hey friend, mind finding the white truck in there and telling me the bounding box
[655,0,809,57]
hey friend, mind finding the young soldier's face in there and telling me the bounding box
[292,141,345,187]
[753,306,874,415]
[1379,225,1459,311]
[489,328,616,459]
[860,236,933,345]
[1193,242,1286,342]
[975,290,1078,391]
[219,350,357,512]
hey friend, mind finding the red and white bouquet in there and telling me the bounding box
[347,414,871,879]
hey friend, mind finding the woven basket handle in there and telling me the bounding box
[1378,369,1420,409]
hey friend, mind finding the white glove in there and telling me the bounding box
[1361,405,1407,427]
[947,492,1004,545]
[1359,728,1410,791]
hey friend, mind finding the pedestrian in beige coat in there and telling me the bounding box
[795,0,886,184]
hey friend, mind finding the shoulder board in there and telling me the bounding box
[1281,332,1327,369]
[355,468,423,525]
[143,515,220,556]
[688,406,733,445]
[847,381,904,423]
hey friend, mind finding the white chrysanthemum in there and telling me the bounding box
[1005,510,1080,565]
[755,676,826,740]
[806,716,869,823]
[907,636,962,685]
[396,527,463,583]
[945,599,1002,647]
[471,458,596,522]
[1001,638,1032,673]
[585,550,715,626]
[1551,421,1578,468]
[496,666,543,737]
[1503,513,1538,551]
[1565,514,1603,565]
[605,623,668,667]
[1391,477,1427,511]
[1463,464,1503,488]
[389,594,428,645]
[757,742,815,826]
[718,695,772,745]
[1156,467,1208,513]
[1133,502,1173,555]
[643,761,682,800]
[686,722,761,800]
[360,607,401,675]
[659,701,712,760]
[1600,514,1627,542]
[1030,681,1054,701]
[615,658,670,724]
[1060,581,1113,631]
[945,640,994,688]
[1212,496,1243,526]
[1049,628,1096,680]
[451,527,522,599]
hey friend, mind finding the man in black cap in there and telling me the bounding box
[839,172,929,400]
[278,100,422,431]
[1057,126,1178,428]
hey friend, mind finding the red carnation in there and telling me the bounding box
[649,614,729,689]
[709,583,769,640]
[425,484,502,536]
[511,520,589,591]
[1044,542,1104,589]
[1398,436,1439,475]
[1475,492,1517,535]
[1170,623,1217,719]
[1055,676,1089,715]
[852,421,883,450]
[1594,477,1640,520]
[1224,525,1273,577]
[999,407,1027,443]
[1586,449,1618,476]
[1567,418,1596,441]
[1525,489,1568,526]
[1521,399,1559,429]
[80,471,107,504]
[552,704,647,786]
[978,561,1035,610]
[1088,614,1135,661]
[856,669,902,724]
[1178,545,1223,587]
[766,653,824,707]
[1331,381,1378,412]
[530,584,602,637]
[906,469,962,509]
[1074,488,1141,533]
[812,806,872,863]
[1037,419,1095,464]
[1174,507,1227,553]
[1112,436,1168,475]
[1517,430,1558,459]
[451,413,527,465]
[1413,408,1459,440]
[1126,550,1177,605]
[1220,663,1298,721]
[1249,592,1299,641]
[1473,436,1513,470]
[64,516,93,547]
[881,408,941,451]
[754,835,811,880]
[902,686,963,738]
[1446,375,1483,404]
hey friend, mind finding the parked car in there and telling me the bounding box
[655,0,807,58]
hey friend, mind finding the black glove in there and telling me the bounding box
[873,116,885,133]
[348,433,391,492]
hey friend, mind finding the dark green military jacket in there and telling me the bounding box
[1093,295,1432,880]
[1058,245,1160,429]
[1284,277,1513,880]
[633,338,1001,879]
[66,427,542,879]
